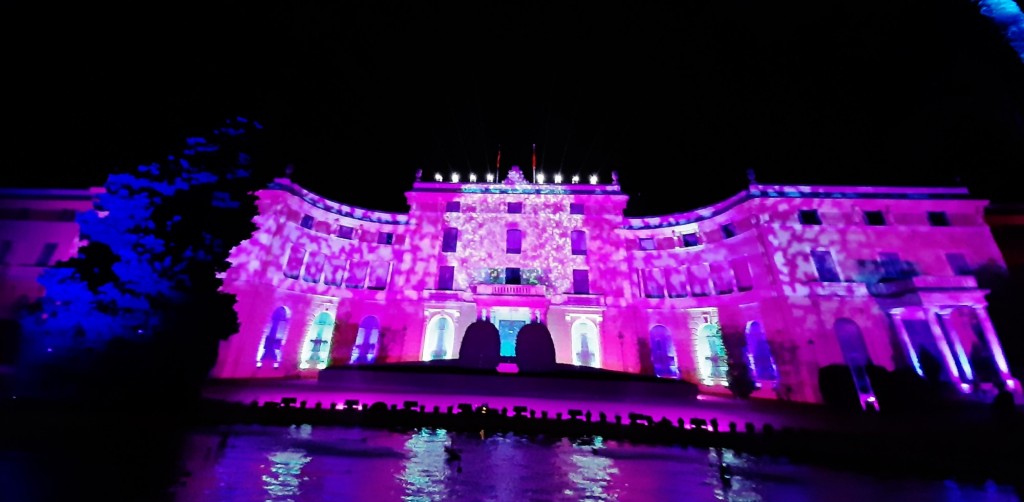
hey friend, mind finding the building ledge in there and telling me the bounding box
[868,275,978,297]
[472,284,546,296]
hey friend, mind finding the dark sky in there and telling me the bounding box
[3,1,1024,216]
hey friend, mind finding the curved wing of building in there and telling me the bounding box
[212,167,1020,405]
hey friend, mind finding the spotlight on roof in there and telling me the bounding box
[553,173,563,184]
[571,175,580,184]
[434,173,443,182]
[537,172,545,183]
[486,173,494,183]
[589,174,598,185]
[469,173,477,182]
[451,173,460,183]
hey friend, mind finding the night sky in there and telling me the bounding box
[3,1,1023,216]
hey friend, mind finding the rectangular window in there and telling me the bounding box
[0,240,11,264]
[570,230,587,255]
[638,237,656,251]
[731,257,753,291]
[35,242,58,267]
[437,265,455,290]
[946,252,972,275]
[570,203,585,215]
[642,268,666,298]
[879,252,902,280]
[572,269,590,294]
[337,225,355,239]
[392,233,407,246]
[687,265,710,296]
[657,236,677,250]
[507,201,523,214]
[721,222,737,239]
[445,201,461,213]
[864,210,886,226]
[811,250,842,282]
[682,233,700,247]
[377,232,394,245]
[798,209,822,225]
[345,261,369,288]
[442,227,459,253]
[324,260,346,286]
[368,262,392,290]
[928,211,950,226]
[359,229,377,243]
[506,228,522,254]
[283,246,306,279]
[711,262,734,294]
[300,215,315,229]
[302,252,325,283]
[666,267,689,298]
[505,267,522,285]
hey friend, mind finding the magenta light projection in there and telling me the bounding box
[211,166,1021,406]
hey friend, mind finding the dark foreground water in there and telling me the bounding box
[2,422,1021,501]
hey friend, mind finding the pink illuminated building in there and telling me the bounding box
[212,166,1020,405]
[0,187,103,370]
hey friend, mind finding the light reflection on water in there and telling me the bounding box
[168,424,1021,502]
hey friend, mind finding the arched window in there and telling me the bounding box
[422,314,456,361]
[649,325,679,378]
[257,306,290,368]
[301,312,335,370]
[696,323,729,382]
[350,315,381,364]
[571,319,600,367]
[745,321,777,381]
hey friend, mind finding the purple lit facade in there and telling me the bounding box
[212,167,1020,405]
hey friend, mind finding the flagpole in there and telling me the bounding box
[496,144,501,182]
[532,144,537,183]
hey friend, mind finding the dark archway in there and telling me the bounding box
[515,322,557,373]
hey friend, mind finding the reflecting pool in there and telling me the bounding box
[167,424,1021,501]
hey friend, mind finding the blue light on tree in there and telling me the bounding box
[976,0,1024,62]
[20,117,267,372]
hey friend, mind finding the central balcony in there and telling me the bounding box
[868,275,978,297]
[473,284,547,296]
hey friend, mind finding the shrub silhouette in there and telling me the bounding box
[515,322,557,373]
[458,320,501,370]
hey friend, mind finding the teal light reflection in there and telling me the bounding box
[566,436,619,500]
[262,449,312,500]
[400,428,452,502]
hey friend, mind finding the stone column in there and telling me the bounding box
[925,307,963,387]
[888,309,922,376]
[972,306,1013,379]
[936,309,974,386]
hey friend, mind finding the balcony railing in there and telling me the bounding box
[868,275,978,296]
[473,284,546,296]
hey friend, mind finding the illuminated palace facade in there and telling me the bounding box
[212,166,1019,404]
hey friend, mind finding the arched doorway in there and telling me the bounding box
[649,325,679,378]
[257,306,290,368]
[834,318,877,407]
[696,323,729,382]
[350,315,381,364]
[422,314,456,361]
[571,319,600,368]
[745,321,777,382]
[301,312,335,370]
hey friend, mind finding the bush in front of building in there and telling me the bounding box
[458,321,501,370]
[515,323,557,373]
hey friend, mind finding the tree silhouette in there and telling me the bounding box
[458,320,501,370]
[515,322,557,373]
[17,117,271,404]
